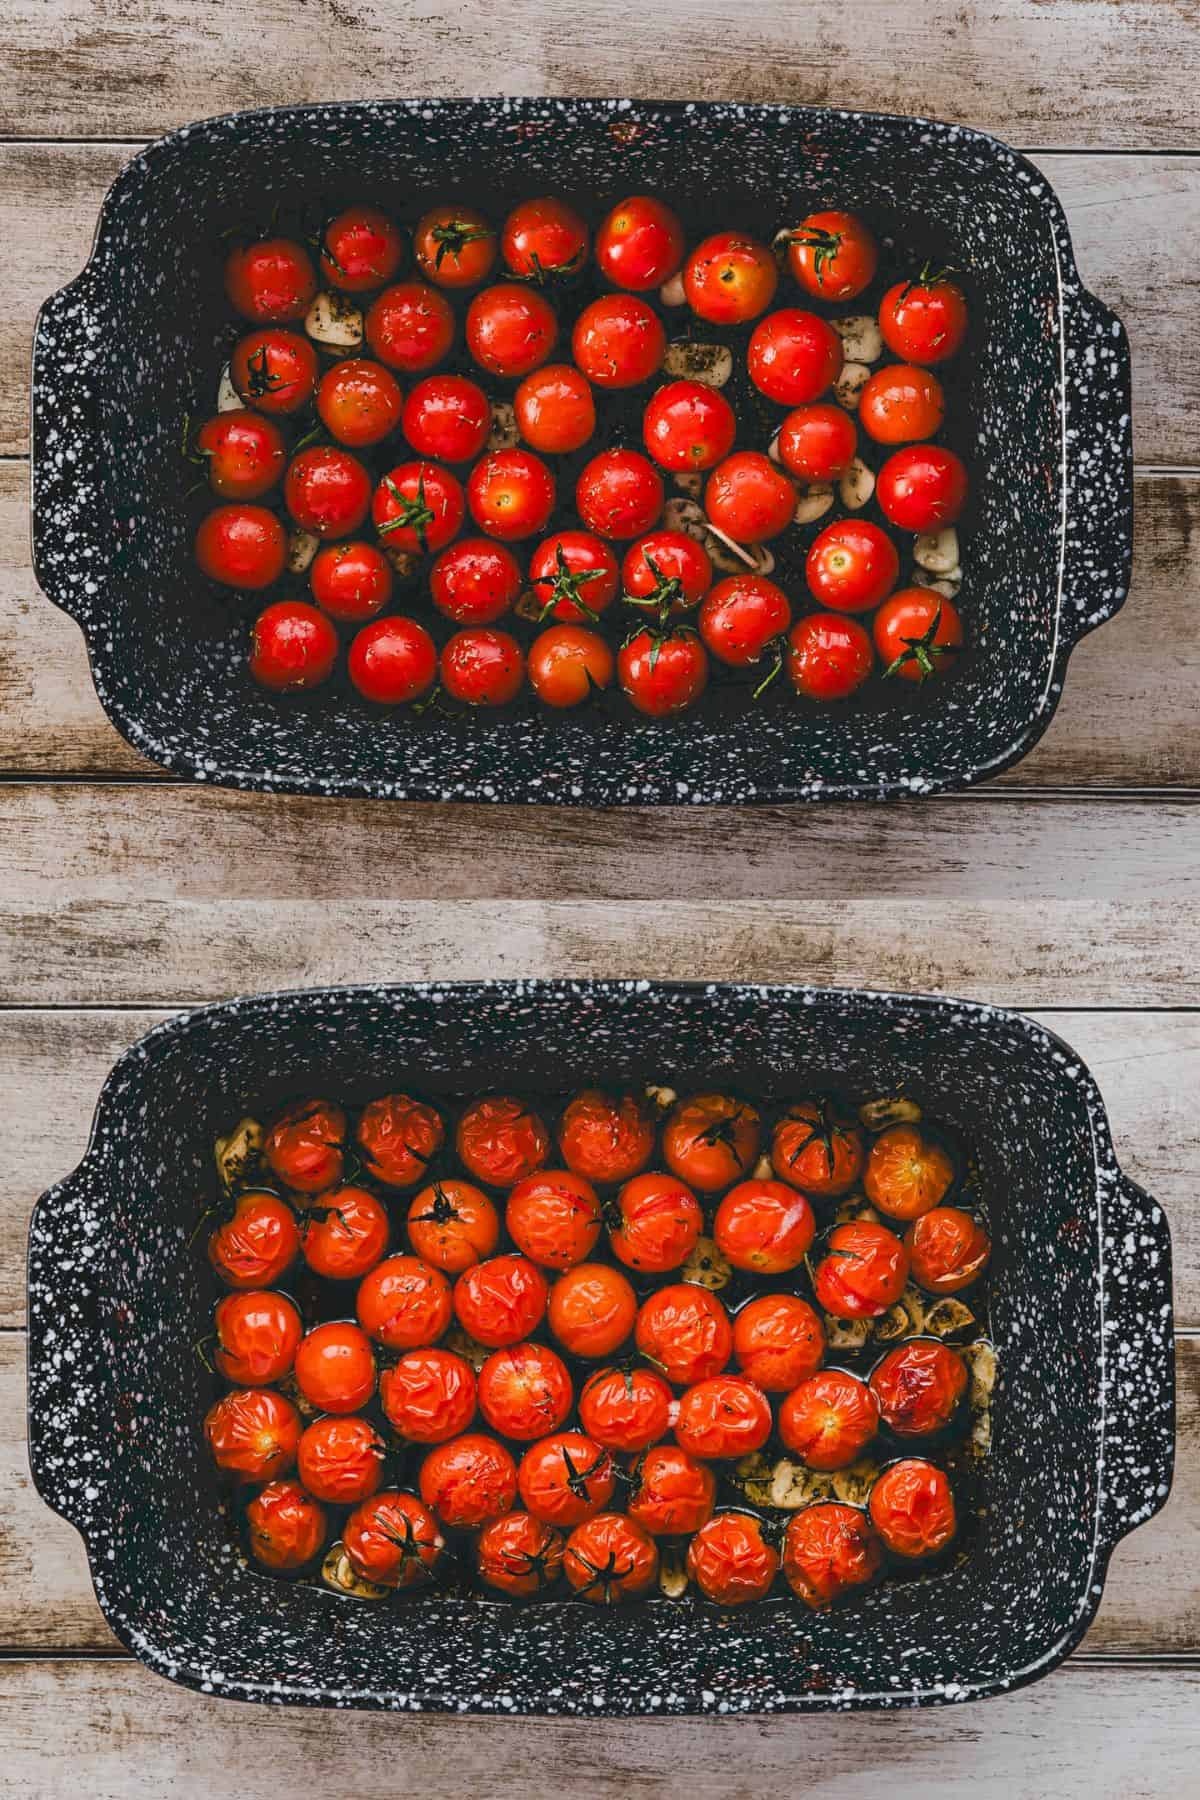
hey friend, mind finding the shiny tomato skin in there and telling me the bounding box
[782,1501,884,1608]
[514,363,596,454]
[622,531,714,615]
[214,1288,302,1386]
[596,195,685,291]
[430,537,522,624]
[402,374,491,464]
[320,204,404,292]
[310,540,393,621]
[249,601,339,692]
[713,1178,815,1273]
[293,1320,377,1415]
[563,1512,658,1604]
[205,1386,301,1482]
[662,1092,760,1193]
[413,205,497,289]
[264,1095,346,1193]
[687,1511,779,1605]
[879,277,969,365]
[642,379,736,474]
[225,236,316,323]
[466,283,558,378]
[208,1191,300,1290]
[197,410,286,500]
[245,1478,327,1571]
[297,1414,385,1505]
[572,294,665,388]
[859,363,945,444]
[299,1184,390,1282]
[873,589,964,684]
[501,196,589,281]
[864,1124,956,1218]
[869,1339,968,1438]
[904,1206,991,1294]
[635,1283,732,1386]
[371,459,465,556]
[876,443,968,531]
[478,1341,574,1440]
[517,1430,615,1527]
[467,448,556,542]
[626,1443,716,1536]
[456,1097,551,1188]
[407,1178,500,1273]
[546,1261,638,1359]
[440,627,525,705]
[578,1364,673,1453]
[609,1171,703,1273]
[785,210,878,302]
[231,328,319,415]
[529,529,620,622]
[779,1368,880,1470]
[747,309,843,406]
[675,1374,773,1460]
[356,1093,445,1187]
[379,1347,479,1443]
[771,1100,865,1197]
[684,232,778,325]
[316,358,404,447]
[506,1170,603,1269]
[699,575,792,667]
[476,1510,565,1596]
[196,505,286,592]
[806,519,900,613]
[868,1457,957,1557]
[348,615,438,706]
[284,446,372,539]
[419,1431,518,1528]
[787,612,874,702]
[344,1490,444,1588]
[365,280,455,372]
[812,1221,910,1320]
[355,1253,453,1350]
[617,628,708,717]
[777,403,858,483]
[528,625,614,707]
[576,448,664,541]
[454,1254,548,1348]
[704,452,796,544]
[732,1293,826,1392]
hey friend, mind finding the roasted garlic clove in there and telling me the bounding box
[644,1083,678,1113]
[831,1457,881,1508]
[859,1095,923,1132]
[823,1313,871,1352]
[444,1325,492,1372]
[731,1451,776,1508]
[871,1286,927,1343]
[770,1458,835,1510]
[213,1116,264,1194]
[658,1543,690,1598]
[322,1543,390,1600]
[923,1297,977,1339]
[681,1235,733,1292]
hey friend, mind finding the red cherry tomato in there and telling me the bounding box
[506,1170,603,1269]
[787,612,874,702]
[214,1288,302,1386]
[348,614,438,705]
[675,1374,772,1460]
[806,519,899,613]
[699,575,792,669]
[320,205,404,292]
[618,627,709,717]
[372,459,465,556]
[518,1431,615,1527]
[578,1364,673,1453]
[478,1340,574,1440]
[642,379,737,474]
[402,374,491,464]
[344,1490,444,1588]
[608,1171,703,1273]
[476,1510,565,1597]
[529,530,620,623]
[596,195,685,291]
[294,1320,377,1414]
[859,363,945,444]
[316,358,404,447]
[205,1386,300,1482]
[454,1254,548,1348]
[563,1512,658,1604]
[662,1092,760,1192]
[869,1339,968,1438]
[419,1431,518,1528]
[514,362,596,454]
[905,1207,991,1294]
[264,1098,346,1193]
[782,1501,884,1608]
[877,444,968,531]
[873,590,964,684]
[572,294,665,388]
[284,446,371,539]
[310,540,392,621]
[355,1253,453,1349]
[299,1184,390,1282]
[684,232,777,324]
[546,1262,638,1358]
[456,1096,551,1187]
[466,283,558,378]
[440,627,525,705]
[380,1347,478,1444]
[626,1443,716,1536]
[230,328,318,414]
[748,309,843,406]
[576,448,664,541]
[365,281,455,373]
[868,1457,957,1557]
[713,1178,815,1273]
[407,1178,500,1273]
[356,1093,445,1187]
[864,1124,956,1218]
[197,505,287,591]
[430,537,523,624]
[248,601,338,692]
[779,1368,880,1469]
[245,1478,327,1571]
[225,236,316,323]
[635,1283,732,1385]
[528,625,614,707]
[777,403,858,483]
[467,448,556,542]
[197,411,286,500]
[812,1221,910,1319]
[687,1511,779,1605]
[879,275,969,365]
[413,205,497,289]
[785,210,878,302]
[502,196,589,281]
[622,530,713,617]
[771,1100,865,1197]
[207,1191,300,1290]
[704,452,796,544]
[733,1293,826,1392]
[297,1414,386,1505]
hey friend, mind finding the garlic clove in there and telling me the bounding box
[663,341,733,388]
[213,1117,263,1193]
[286,529,319,574]
[832,314,883,363]
[913,527,960,574]
[834,361,871,410]
[486,401,519,450]
[321,1543,390,1599]
[838,457,875,511]
[659,272,687,308]
[304,290,364,350]
[859,1095,923,1132]
[216,362,241,413]
[793,483,835,526]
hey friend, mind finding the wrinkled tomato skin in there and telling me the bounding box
[869,1339,968,1438]
[413,205,497,289]
[546,1262,638,1359]
[687,1511,779,1605]
[905,1206,992,1294]
[786,612,874,703]
[249,602,339,694]
[293,1320,377,1414]
[245,1478,328,1572]
[609,1171,703,1273]
[517,1430,615,1527]
[779,1368,880,1470]
[785,210,878,303]
[299,1184,389,1282]
[476,1510,566,1597]
[674,1374,773,1460]
[684,232,778,325]
[343,1491,444,1588]
[782,1501,884,1608]
[879,278,969,365]
[563,1512,658,1604]
[320,204,405,292]
[572,294,666,388]
[771,1101,865,1198]
[812,1221,911,1320]
[365,281,456,373]
[430,538,523,625]
[864,1125,955,1219]
[214,1288,303,1386]
[456,1097,551,1188]
[264,1098,347,1195]
[402,374,492,464]
[208,1191,300,1290]
[466,283,558,378]
[506,1170,603,1269]
[662,1092,760,1192]
[231,329,319,415]
[596,195,685,291]
[618,629,708,717]
[316,358,404,448]
[205,1386,301,1482]
[713,1178,815,1273]
[380,1348,478,1444]
[578,1364,673,1453]
[454,1254,549,1348]
[626,1444,716,1536]
[635,1283,733,1386]
[514,363,596,454]
[558,1089,657,1185]
[576,449,664,541]
[477,1341,575,1441]
[747,309,843,407]
[732,1293,826,1392]
[501,196,589,281]
[441,627,526,705]
[196,505,287,592]
[197,410,286,501]
[225,236,316,323]
[418,1431,518,1528]
[407,1178,500,1273]
[868,1457,958,1558]
[355,1253,453,1350]
[356,1093,445,1188]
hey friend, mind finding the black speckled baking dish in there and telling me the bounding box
[32,99,1131,804]
[28,981,1172,1714]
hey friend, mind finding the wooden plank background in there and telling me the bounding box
[1,4,1197,1794]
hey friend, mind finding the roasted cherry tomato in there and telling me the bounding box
[356,1093,445,1188]
[784,209,878,302]
[284,445,372,539]
[747,309,843,406]
[813,1221,910,1320]
[684,232,778,325]
[231,328,319,414]
[868,1457,957,1557]
[245,1478,327,1571]
[687,1510,779,1605]
[572,294,665,388]
[299,1184,390,1282]
[249,601,339,692]
[293,1320,377,1414]
[316,357,404,447]
[264,1098,347,1193]
[578,1364,673,1453]
[467,448,556,542]
[563,1512,658,1604]
[344,1490,444,1588]
[558,1091,655,1185]
[320,204,405,292]
[478,1341,574,1440]
[626,1443,716,1536]
[873,590,963,684]
[310,540,393,621]
[365,281,456,372]
[208,1191,300,1290]
[713,1178,815,1273]
[355,1253,453,1349]
[732,1293,826,1392]
[501,196,589,282]
[782,1501,884,1608]
[806,519,899,613]
[876,443,968,531]
[635,1283,732,1385]
[528,625,614,707]
[214,1288,302,1386]
[402,373,491,464]
[576,448,664,541]
[413,204,497,289]
[529,530,620,623]
[879,274,968,365]
[506,1170,603,1269]
[642,379,737,474]
[869,1339,968,1438]
[517,1430,615,1526]
[430,537,523,624]
[617,626,708,717]
[196,505,286,592]
[675,1373,772,1460]
[777,403,857,483]
[466,283,558,378]
[546,1261,638,1358]
[622,531,714,617]
[779,1368,880,1469]
[595,195,684,291]
[348,615,438,705]
[699,575,792,668]
[859,363,945,444]
[372,459,465,556]
[608,1171,703,1273]
[205,1386,301,1482]
[225,236,316,323]
[514,362,596,454]
[196,410,286,500]
[904,1206,991,1294]
[662,1092,760,1193]
[442,626,525,704]
[418,1431,518,1528]
[476,1510,565,1597]
[379,1346,478,1443]
[454,1254,549,1348]
[407,1178,500,1273]
[704,452,796,545]
[456,1096,551,1188]
[771,1099,865,1197]
[864,1124,955,1218]
[786,612,874,702]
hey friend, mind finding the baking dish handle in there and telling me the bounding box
[1095,1170,1175,1556]
[1058,285,1133,651]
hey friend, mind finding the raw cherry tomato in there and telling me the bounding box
[684,232,778,325]
[529,530,620,622]
[372,459,465,555]
[859,363,945,444]
[868,1457,957,1557]
[787,612,874,702]
[873,590,964,684]
[747,309,843,406]
[348,614,439,705]
[514,362,596,454]
[225,236,316,323]
[546,1261,638,1358]
[528,625,614,707]
[407,1179,500,1273]
[771,1100,865,1197]
[675,1374,772,1460]
[344,1490,444,1588]
[297,1413,385,1504]
[578,1364,673,1453]
[365,281,455,372]
[806,519,899,613]
[699,575,792,668]
[506,1170,603,1269]
[563,1512,658,1604]
[299,1184,390,1282]
[784,209,878,302]
[777,403,857,483]
[264,1096,346,1193]
[576,448,664,540]
[310,540,392,621]
[466,283,558,378]
[457,1096,551,1187]
[518,1430,615,1527]
[320,204,405,292]
[413,204,497,289]
[316,358,404,447]
[617,627,708,717]
[572,294,665,388]
[478,1341,574,1440]
[454,1254,548,1348]
[196,505,286,591]
[869,1339,968,1438]
[214,1288,302,1386]
[430,537,522,624]
[905,1207,991,1294]
[231,328,318,415]
[733,1293,826,1392]
[622,531,713,617]
[596,195,684,291]
[558,1091,655,1185]
[380,1347,479,1443]
[402,374,491,464]
[642,379,737,474]
[879,274,969,365]
[249,601,338,692]
[713,1178,815,1273]
[467,448,556,541]
[284,445,371,539]
[245,1478,327,1571]
[357,1093,445,1188]
[441,627,525,704]
[476,1510,565,1597]
[502,196,589,281]
[197,411,286,500]
[355,1253,453,1349]
[626,1443,716,1536]
[635,1283,732,1385]
[877,443,968,531]
[864,1124,955,1218]
[609,1171,703,1273]
[779,1369,880,1470]
[205,1386,300,1482]
[813,1221,910,1320]
[782,1501,884,1608]
[662,1092,760,1193]
[419,1431,518,1527]
[294,1320,377,1414]
[687,1511,779,1605]
[704,452,796,544]
[208,1191,300,1290]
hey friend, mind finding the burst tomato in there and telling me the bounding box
[876,443,968,531]
[578,1364,673,1453]
[777,403,858,483]
[779,1368,880,1469]
[622,531,713,617]
[617,627,708,717]
[456,1096,551,1187]
[231,328,319,414]
[699,575,792,668]
[466,283,558,378]
[294,1320,377,1414]
[879,274,968,365]
[476,1510,566,1596]
[502,196,589,281]
[812,1221,910,1320]
[197,410,286,500]
[208,1191,300,1290]
[608,1171,703,1273]
[529,530,620,623]
[868,1457,957,1557]
[786,612,874,702]
[873,590,963,684]
[355,1253,453,1349]
[596,195,684,291]
[402,373,492,463]
[214,1288,302,1386]
[687,1511,779,1605]
[205,1386,301,1482]
[316,357,404,447]
[782,1501,884,1608]
[299,1184,390,1282]
[478,1341,574,1440]
[674,1373,772,1460]
[635,1283,732,1385]
[365,280,455,372]
[546,1262,638,1358]
[713,1178,815,1273]
[407,1179,500,1273]
[344,1490,444,1588]
[284,445,372,539]
[413,204,497,289]
[196,505,287,591]
[372,459,465,556]
[453,1254,549,1347]
[684,232,777,324]
[771,1100,865,1197]
[418,1431,518,1528]
[563,1512,658,1604]
[784,209,878,302]
[310,540,393,621]
[467,448,556,541]
[747,309,843,406]
[225,236,316,323]
[869,1339,968,1439]
[379,1346,478,1443]
[859,363,945,444]
[864,1125,955,1218]
[576,448,664,540]
[626,1443,716,1536]
[904,1207,991,1294]
[430,537,523,624]
[513,362,596,453]
[662,1092,760,1192]
[249,601,339,692]
[245,1478,327,1571]
[572,294,665,387]
[264,1098,347,1194]
[704,452,796,544]
[528,625,614,706]
[642,379,737,474]
[732,1293,826,1392]
[806,519,899,613]
[517,1430,615,1527]
[320,204,405,291]
[506,1170,603,1269]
